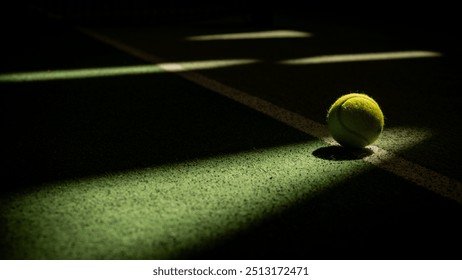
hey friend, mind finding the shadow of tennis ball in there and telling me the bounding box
[312,145,373,161]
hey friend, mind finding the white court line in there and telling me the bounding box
[78,27,462,204]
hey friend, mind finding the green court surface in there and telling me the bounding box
[1,7,461,260]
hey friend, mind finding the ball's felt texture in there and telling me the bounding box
[327,93,384,148]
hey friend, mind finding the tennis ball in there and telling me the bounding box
[327,93,384,148]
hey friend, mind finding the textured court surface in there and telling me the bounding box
[1,6,461,260]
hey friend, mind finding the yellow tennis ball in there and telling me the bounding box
[327,93,384,148]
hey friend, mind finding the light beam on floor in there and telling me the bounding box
[185,30,312,41]
[1,141,370,259]
[280,51,442,64]
[0,59,258,83]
